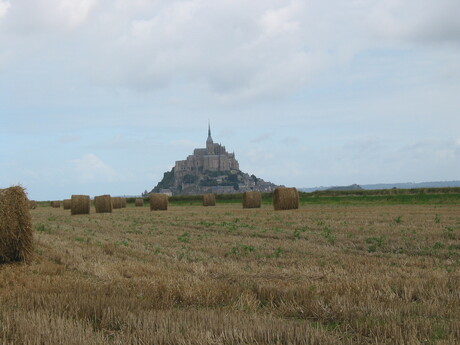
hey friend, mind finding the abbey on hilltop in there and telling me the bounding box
[149,124,278,196]
[175,124,239,177]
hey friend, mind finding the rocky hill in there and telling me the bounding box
[150,168,277,196]
[299,180,460,193]
[326,184,363,191]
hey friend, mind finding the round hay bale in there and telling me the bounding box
[70,195,90,215]
[150,194,168,211]
[135,198,144,207]
[202,193,216,207]
[29,200,37,210]
[273,187,299,210]
[51,201,60,208]
[0,186,33,263]
[112,197,122,209]
[121,198,127,208]
[95,195,112,213]
[63,199,71,210]
[243,191,261,209]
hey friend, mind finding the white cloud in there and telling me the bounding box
[71,153,122,182]
[1,0,459,104]
[82,0,356,100]
[58,0,97,29]
[3,0,97,33]
[0,1,10,18]
[2,0,458,102]
[259,3,301,36]
[368,0,460,44]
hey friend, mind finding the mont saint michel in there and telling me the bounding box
[150,125,278,195]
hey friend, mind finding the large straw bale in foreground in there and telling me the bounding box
[273,187,299,210]
[135,198,144,207]
[70,195,90,215]
[243,191,262,209]
[150,194,168,211]
[203,193,216,206]
[0,186,33,263]
[63,199,71,210]
[51,201,60,208]
[112,197,123,209]
[94,195,112,213]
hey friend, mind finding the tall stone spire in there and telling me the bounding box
[206,122,214,154]
[207,121,213,144]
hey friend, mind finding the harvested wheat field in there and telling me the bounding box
[1,201,459,344]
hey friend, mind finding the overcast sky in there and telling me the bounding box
[1,0,459,200]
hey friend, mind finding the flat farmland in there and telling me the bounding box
[1,203,459,344]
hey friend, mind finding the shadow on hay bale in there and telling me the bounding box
[203,193,216,206]
[71,195,90,215]
[273,187,299,210]
[95,195,112,213]
[63,199,71,210]
[0,186,33,264]
[51,201,60,208]
[150,194,168,211]
[135,198,144,207]
[243,191,261,209]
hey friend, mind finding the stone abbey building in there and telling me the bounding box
[174,125,239,179]
[150,125,278,195]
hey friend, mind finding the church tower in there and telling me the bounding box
[206,122,214,154]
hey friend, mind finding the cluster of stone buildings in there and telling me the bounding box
[152,125,278,195]
[174,125,239,181]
